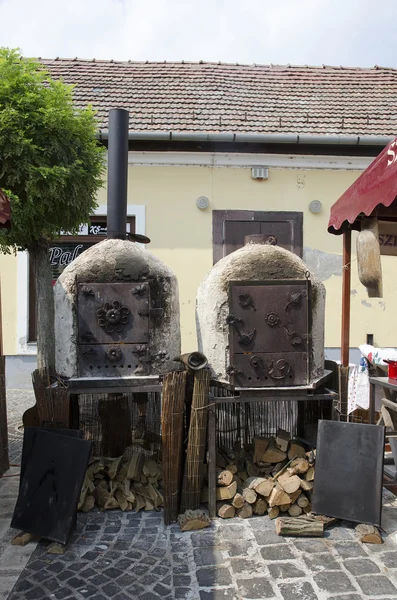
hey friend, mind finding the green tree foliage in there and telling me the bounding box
[0,48,106,370]
[0,48,105,253]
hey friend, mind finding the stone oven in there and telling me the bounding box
[54,109,181,381]
[196,235,325,389]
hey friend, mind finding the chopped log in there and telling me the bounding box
[236,501,253,519]
[201,480,237,502]
[242,488,257,504]
[306,466,315,481]
[254,437,269,464]
[232,493,245,509]
[115,489,130,511]
[81,494,95,513]
[306,513,338,528]
[217,503,236,519]
[302,504,312,514]
[247,460,260,477]
[217,470,234,487]
[178,509,210,531]
[237,471,249,482]
[288,458,309,475]
[288,503,303,517]
[262,439,287,464]
[272,455,298,481]
[126,453,145,481]
[276,429,291,453]
[278,474,301,495]
[134,493,147,513]
[11,532,39,546]
[268,484,291,507]
[268,506,280,519]
[288,442,306,460]
[275,516,324,537]
[300,479,313,492]
[253,498,268,515]
[297,494,310,508]
[279,503,291,512]
[272,460,288,475]
[108,456,123,480]
[226,464,238,475]
[306,449,316,464]
[244,476,274,498]
[289,489,302,504]
[142,458,160,479]
[355,523,383,544]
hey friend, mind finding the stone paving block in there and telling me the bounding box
[103,566,123,579]
[314,571,355,594]
[237,576,275,598]
[115,572,136,587]
[226,541,252,557]
[173,574,192,587]
[324,526,355,540]
[278,581,319,600]
[196,566,233,587]
[57,569,76,582]
[344,557,381,575]
[26,586,48,600]
[67,576,86,590]
[102,581,122,596]
[268,562,306,579]
[229,557,264,576]
[260,544,294,561]
[356,575,397,596]
[174,588,190,599]
[293,540,331,554]
[253,529,288,546]
[43,579,63,593]
[139,593,162,600]
[199,589,240,600]
[154,583,171,596]
[378,551,397,568]
[303,553,342,571]
[220,524,250,539]
[79,583,98,597]
[328,596,364,600]
[53,588,74,600]
[194,547,225,566]
[173,563,190,574]
[332,541,367,558]
[126,583,146,597]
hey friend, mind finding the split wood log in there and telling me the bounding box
[279,503,291,512]
[272,460,288,475]
[275,516,324,537]
[355,523,383,544]
[178,509,210,531]
[108,456,123,480]
[302,504,312,514]
[300,479,313,492]
[236,501,253,519]
[288,442,306,460]
[244,476,274,498]
[232,493,245,509]
[278,474,301,495]
[272,455,298,482]
[226,464,238,475]
[289,489,302,504]
[268,484,291,507]
[297,494,310,508]
[253,498,268,515]
[254,437,269,463]
[201,480,237,502]
[242,488,257,504]
[143,459,160,479]
[81,494,95,513]
[11,532,39,546]
[115,489,130,511]
[126,453,145,481]
[276,428,291,452]
[217,503,236,519]
[246,460,260,477]
[217,470,234,487]
[288,503,303,517]
[288,458,309,475]
[262,439,287,464]
[268,506,280,519]
[237,471,248,482]
[306,466,315,481]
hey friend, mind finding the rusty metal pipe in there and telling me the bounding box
[174,352,208,371]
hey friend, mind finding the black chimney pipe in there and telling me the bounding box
[107,108,129,240]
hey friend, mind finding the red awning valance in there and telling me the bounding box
[0,190,10,229]
[328,136,397,234]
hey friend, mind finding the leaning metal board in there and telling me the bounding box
[312,420,385,527]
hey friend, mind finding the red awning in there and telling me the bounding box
[0,189,10,229]
[328,137,397,234]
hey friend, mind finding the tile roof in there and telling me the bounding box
[39,59,397,137]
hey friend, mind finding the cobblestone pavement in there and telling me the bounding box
[5,490,397,600]
[4,391,397,599]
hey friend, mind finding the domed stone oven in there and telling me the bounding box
[196,235,325,388]
[54,239,180,379]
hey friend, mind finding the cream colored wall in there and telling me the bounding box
[3,162,395,356]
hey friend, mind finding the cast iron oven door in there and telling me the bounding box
[227,280,310,387]
[77,282,150,377]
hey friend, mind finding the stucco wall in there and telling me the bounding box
[2,159,395,357]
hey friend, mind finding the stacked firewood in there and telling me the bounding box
[201,429,315,520]
[78,449,163,513]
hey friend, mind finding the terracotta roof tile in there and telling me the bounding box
[38,59,397,137]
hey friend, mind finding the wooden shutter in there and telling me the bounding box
[213,210,303,264]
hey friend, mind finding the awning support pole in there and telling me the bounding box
[341,229,351,367]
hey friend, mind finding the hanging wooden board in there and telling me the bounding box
[312,420,384,527]
[11,429,92,544]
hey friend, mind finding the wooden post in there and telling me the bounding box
[341,229,351,367]
[0,277,9,476]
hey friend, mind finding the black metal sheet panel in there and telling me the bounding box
[11,429,92,544]
[231,352,308,387]
[312,420,385,527]
[229,282,309,354]
[77,343,149,377]
[77,282,149,345]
